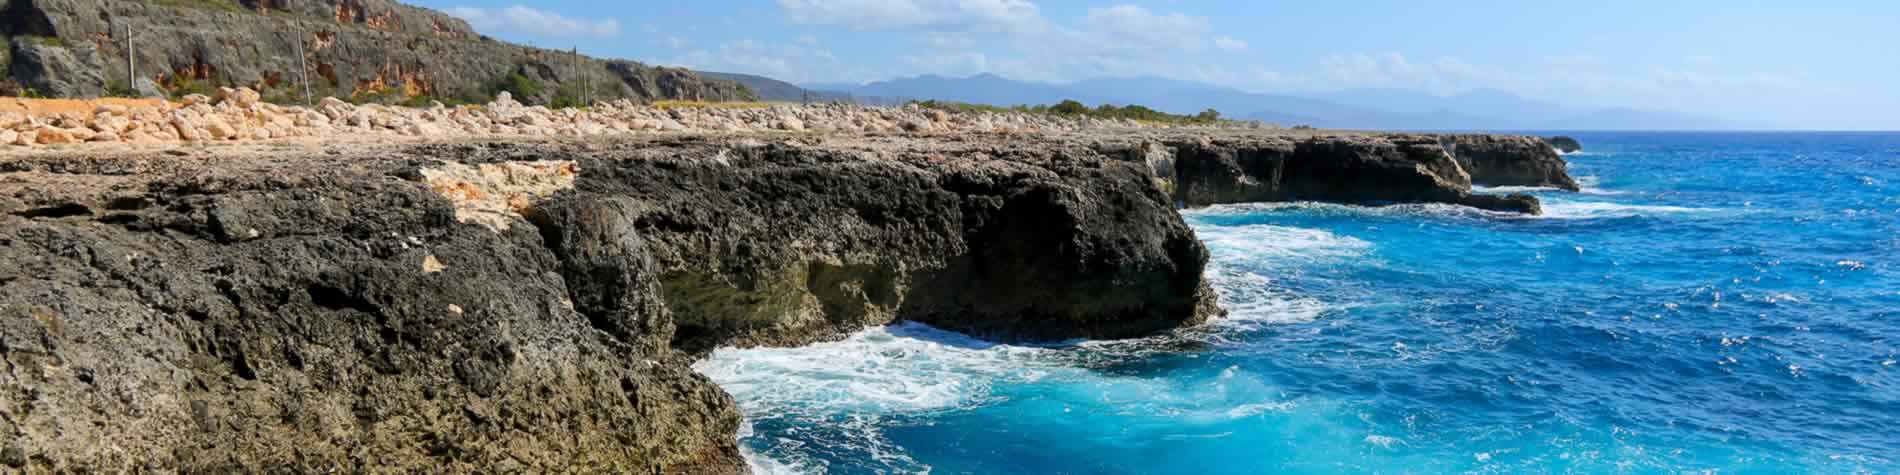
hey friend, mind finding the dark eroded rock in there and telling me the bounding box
[0,134,1220,471]
[1154,134,1547,214]
[1543,136,1583,154]
[1433,134,1582,191]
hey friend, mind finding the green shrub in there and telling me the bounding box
[1049,100,1088,115]
[166,76,217,98]
[104,79,139,98]
[487,72,543,102]
[17,36,68,48]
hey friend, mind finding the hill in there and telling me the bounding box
[0,0,753,105]
[696,70,848,103]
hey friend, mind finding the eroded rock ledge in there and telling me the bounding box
[0,134,1217,472]
[1098,131,1573,214]
[0,129,1572,471]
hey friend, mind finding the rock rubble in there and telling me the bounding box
[1,88,1263,149]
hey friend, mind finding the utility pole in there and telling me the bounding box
[571,46,583,105]
[125,24,134,93]
[294,27,312,105]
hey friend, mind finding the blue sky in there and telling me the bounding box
[415,1,1900,129]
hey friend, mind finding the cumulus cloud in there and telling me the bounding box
[446,5,621,38]
[778,0,1044,33]
[1081,5,1209,52]
[1213,36,1248,51]
[669,39,878,85]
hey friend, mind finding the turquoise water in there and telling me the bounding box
[697,132,1900,474]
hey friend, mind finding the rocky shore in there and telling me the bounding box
[0,104,1575,471]
[0,87,1243,148]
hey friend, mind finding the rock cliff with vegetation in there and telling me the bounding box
[0,0,753,105]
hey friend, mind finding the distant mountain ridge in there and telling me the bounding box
[810,74,1733,131]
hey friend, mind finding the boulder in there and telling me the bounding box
[133,78,166,98]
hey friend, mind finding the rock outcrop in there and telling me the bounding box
[0,134,1219,471]
[1431,134,1581,191]
[1543,135,1582,154]
[0,0,752,103]
[1102,133,1546,214]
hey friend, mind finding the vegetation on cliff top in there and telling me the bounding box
[911,99,1224,125]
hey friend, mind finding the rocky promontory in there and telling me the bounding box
[0,93,1579,470]
[0,134,1222,471]
[1431,134,1581,191]
[1120,133,1544,214]
[1544,135,1583,154]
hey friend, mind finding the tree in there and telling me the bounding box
[1195,108,1221,122]
[1050,99,1088,115]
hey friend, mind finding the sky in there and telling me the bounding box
[414,1,1900,130]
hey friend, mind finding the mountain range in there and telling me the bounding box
[787,73,1736,131]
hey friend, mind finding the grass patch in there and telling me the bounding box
[16,36,68,48]
[151,0,245,13]
[165,76,217,99]
[104,80,140,98]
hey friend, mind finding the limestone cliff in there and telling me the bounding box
[1098,132,1551,214]
[1429,134,1581,191]
[0,134,1216,471]
[0,0,753,104]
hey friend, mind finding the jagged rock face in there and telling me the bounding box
[0,136,1219,471]
[1,0,752,103]
[1160,135,1543,214]
[0,153,746,472]
[1432,134,1582,191]
[533,139,1220,349]
[1544,135,1583,153]
[7,40,109,97]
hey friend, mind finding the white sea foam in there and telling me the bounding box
[1474,185,1566,194]
[695,323,1068,416]
[1189,201,1521,221]
[1538,201,1722,219]
[1192,223,1372,265]
[697,323,1080,473]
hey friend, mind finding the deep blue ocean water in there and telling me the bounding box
[697,132,1900,474]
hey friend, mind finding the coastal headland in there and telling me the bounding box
[0,94,1575,471]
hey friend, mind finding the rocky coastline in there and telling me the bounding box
[0,114,1575,471]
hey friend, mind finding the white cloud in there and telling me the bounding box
[777,0,1044,33]
[1214,36,1248,51]
[1081,5,1209,51]
[446,5,621,38]
[669,39,879,84]
[798,35,820,45]
[664,36,688,49]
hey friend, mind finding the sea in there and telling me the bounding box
[694,132,1900,474]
